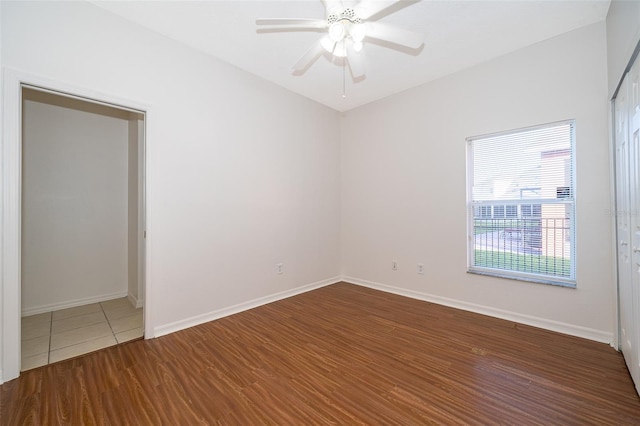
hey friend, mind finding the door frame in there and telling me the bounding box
[1,68,153,382]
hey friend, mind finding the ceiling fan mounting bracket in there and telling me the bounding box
[327,8,361,25]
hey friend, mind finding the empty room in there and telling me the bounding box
[1,0,640,424]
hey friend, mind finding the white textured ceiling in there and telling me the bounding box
[92,0,611,112]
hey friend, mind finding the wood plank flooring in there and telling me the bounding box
[2,282,639,425]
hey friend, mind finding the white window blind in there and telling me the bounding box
[467,120,576,286]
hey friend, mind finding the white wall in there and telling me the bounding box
[1,0,341,354]
[606,0,640,97]
[22,91,130,314]
[341,22,612,341]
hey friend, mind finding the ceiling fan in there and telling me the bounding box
[256,0,424,79]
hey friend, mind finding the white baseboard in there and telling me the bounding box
[127,292,143,309]
[342,276,613,344]
[153,276,341,338]
[22,291,128,317]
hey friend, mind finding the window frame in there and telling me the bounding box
[466,120,577,288]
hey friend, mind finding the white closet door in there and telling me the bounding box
[627,57,640,393]
[617,54,640,395]
[616,75,635,383]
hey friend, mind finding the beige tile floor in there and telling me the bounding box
[21,297,143,371]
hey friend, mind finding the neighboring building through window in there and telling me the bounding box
[467,120,576,286]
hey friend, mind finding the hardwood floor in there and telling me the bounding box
[2,282,639,424]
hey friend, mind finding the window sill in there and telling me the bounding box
[467,268,576,288]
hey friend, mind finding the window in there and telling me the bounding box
[520,204,541,218]
[467,120,576,286]
[476,205,492,218]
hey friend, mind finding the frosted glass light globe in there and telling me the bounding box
[329,22,345,42]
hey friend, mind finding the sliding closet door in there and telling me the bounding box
[616,56,640,394]
[616,76,635,381]
[627,57,640,391]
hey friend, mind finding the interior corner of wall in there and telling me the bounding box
[127,292,141,309]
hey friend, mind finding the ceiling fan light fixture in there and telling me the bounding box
[321,36,335,53]
[328,22,345,42]
[353,40,363,52]
[349,23,366,42]
[333,40,347,57]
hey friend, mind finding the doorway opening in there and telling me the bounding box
[20,86,146,371]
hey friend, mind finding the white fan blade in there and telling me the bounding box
[292,39,326,73]
[365,21,423,49]
[322,0,344,15]
[356,0,400,20]
[346,44,365,78]
[256,18,327,29]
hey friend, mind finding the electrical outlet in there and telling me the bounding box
[392,260,398,271]
[417,263,424,275]
[276,263,283,274]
